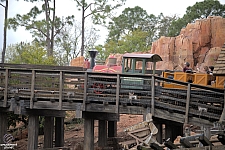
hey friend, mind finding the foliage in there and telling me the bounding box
[107,6,157,43]
[74,0,126,56]
[7,0,74,57]
[97,29,151,60]
[54,18,99,65]
[168,0,225,36]
[5,42,56,65]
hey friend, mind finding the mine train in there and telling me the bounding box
[87,50,225,90]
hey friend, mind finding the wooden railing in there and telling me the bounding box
[0,64,224,126]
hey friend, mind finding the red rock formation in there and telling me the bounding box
[71,16,225,73]
[152,16,225,72]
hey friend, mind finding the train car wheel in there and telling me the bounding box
[93,83,104,94]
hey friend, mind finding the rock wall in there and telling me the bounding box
[151,16,225,72]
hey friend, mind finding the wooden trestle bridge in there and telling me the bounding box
[0,63,224,150]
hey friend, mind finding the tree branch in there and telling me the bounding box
[84,9,105,19]
[0,3,5,8]
[84,2,94,11]
[75,0,82,7]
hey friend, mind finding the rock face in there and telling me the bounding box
[151,16,225,72]
[71,16,225,73]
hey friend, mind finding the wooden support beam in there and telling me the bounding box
[98,120,107,147]
[0,112,7,150]
[3,69,8,107]
[84,118,94,150]
[55,117,64,147]
[27,114,39,150]
[151,75,155,115]
[82,111,119,121]
[115,74,120,113]
[30,70,35,109]
[58,71,63,110]
[83,72,87,111]
[185,83,191,124]
[154,122,163,144]
[108,121,117,137]
[44,116,54,148]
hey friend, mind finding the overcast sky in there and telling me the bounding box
[0,0,225,49]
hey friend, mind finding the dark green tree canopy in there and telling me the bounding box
[107,6,157,42]
[168,0,225,36]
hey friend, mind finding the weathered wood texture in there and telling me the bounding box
[44,116,54,148]
[55,117,64,147]
[84,118,94,150]
[98,120,107,147]
[108,121,117,137]
[27,115,39,150]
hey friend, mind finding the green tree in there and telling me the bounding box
[74,0,126,56]
[0,0,8,63]
[8,0,74,57]
[98,29,150,59]
[168,0,225,36]
[5,42,55,65]
[107,6,157,43]
[156,13,179,38]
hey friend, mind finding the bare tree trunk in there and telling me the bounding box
[44,0,52,57]
[50,0,55,52]
[81,5,85,56]
[1,0,8,63]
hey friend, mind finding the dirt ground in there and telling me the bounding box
[13,114,143,150]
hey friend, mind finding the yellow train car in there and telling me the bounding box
[163,71,225,89]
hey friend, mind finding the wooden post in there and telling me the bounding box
[108,121,117,137]
[0,112,7,150]
[30,70,35,109]
[84,118,94,150]
[83,72,87,111]
[115,74,120,113]
[44,116,54,148]
[185,83,191,124]
[27,115,39,150]
[58,71,63,110]
[151,75,155,115]
[3,69,8,107]
[55,117,64,147]
[98,120,107,147]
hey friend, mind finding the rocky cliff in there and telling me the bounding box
[151,16,225,72]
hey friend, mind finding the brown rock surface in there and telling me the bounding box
[102,16,225,73]
[152,16,225,72]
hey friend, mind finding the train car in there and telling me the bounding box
[163,70,225,89]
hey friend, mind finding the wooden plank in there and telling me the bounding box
[185,83,191,124]
[151,75,155,115]
[83,72,87,111]
[27,115,39,150]
[115,74,120,113]
[58,71,63,110]
[30,70,35,109]
[84,118,94,150]
[3,69,8,107]
[44,116,54,148]
[55,117,64,147]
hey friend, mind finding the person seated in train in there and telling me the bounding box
[183,62,192,73]
[203,66,210,74]
[208,66,214,75]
